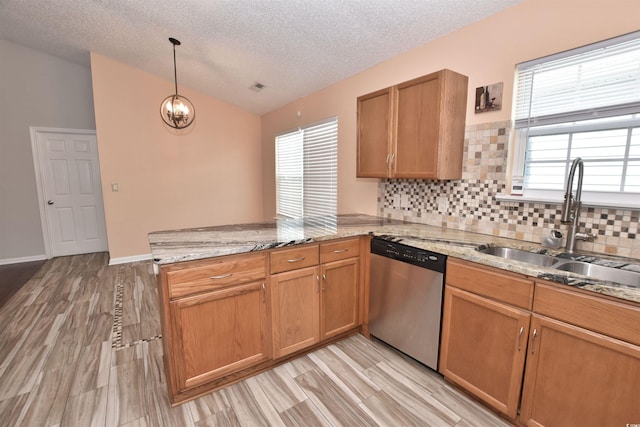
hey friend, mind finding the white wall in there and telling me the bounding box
[0,39,96,262]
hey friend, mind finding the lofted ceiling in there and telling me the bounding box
[0,0,521,115]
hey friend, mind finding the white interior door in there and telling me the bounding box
[32,128,108,257]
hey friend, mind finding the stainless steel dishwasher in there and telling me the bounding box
[369,237,446,370]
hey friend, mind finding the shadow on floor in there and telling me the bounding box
[0,260,46,308]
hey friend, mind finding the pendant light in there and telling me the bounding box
[160,37,195,129]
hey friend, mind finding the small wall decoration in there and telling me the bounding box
[475,82,503,113]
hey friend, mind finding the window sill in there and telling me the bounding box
[495,192,640,210]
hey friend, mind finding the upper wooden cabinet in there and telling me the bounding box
[357,69,468,179]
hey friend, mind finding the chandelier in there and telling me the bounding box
[160,37,195,129]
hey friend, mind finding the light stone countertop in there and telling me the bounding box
[148,214,640,304]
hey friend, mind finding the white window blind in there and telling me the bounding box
[515,32,640,128]
[513,31,640,197]
[275,118,337,218]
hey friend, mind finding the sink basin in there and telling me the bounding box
[477,245,640,288]
[552,261,640,288]
[477,246,559,267]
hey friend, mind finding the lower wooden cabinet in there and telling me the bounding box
[270,238,361,358]
[271,266,320,358]
[520,315,640,426]
[271,253,361,357]
[439,286,530,419]
[321,257,359,340]
[169,281,271,391]
[442,258,640,425]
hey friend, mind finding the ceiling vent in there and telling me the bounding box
[249,82,266,92]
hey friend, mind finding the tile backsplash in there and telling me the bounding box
[378,121,640,259]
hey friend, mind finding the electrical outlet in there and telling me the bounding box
[438,197,447,212]
[111,183,119,192]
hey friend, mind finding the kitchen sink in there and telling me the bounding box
[477,245,640,288]
[553,261,640,288]
[476,246,559,267]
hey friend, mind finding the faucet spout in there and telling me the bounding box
[561,158,592,252]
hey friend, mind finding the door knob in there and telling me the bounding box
[47,200,54,205]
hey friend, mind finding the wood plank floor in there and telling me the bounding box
[0,253,512,426]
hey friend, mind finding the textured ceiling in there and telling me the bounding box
[0,0,521,115]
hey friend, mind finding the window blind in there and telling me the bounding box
[275,130,303,218]
[515,31,640,129]
[275,118,338,218]
[513,31,640,196]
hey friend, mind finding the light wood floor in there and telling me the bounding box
[0,253,511,427]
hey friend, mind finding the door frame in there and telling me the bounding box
[29,126,107,259]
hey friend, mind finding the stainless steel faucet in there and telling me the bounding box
[560,157,596,253]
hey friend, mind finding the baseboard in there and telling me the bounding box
[108,253,153,266]
[0,254,47,266]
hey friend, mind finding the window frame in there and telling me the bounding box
[508,31,640,209]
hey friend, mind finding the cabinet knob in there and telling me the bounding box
[47,200,54,205]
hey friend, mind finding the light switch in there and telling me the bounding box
[111,183,119,192]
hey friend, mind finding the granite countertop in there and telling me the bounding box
[148,214,640,304]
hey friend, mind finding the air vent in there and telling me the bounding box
[249,82,265,92]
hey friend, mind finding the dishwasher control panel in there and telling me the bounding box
[371,238,446,273]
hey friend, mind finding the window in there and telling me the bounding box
[513,31,640,205]
[275,117,337,218]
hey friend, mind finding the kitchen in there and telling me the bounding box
[1,0,640,425]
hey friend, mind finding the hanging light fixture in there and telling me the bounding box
[160,37,195,129]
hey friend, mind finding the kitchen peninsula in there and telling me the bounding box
[150,214,639,303]
[149,214,640,423]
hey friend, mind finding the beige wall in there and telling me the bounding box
[0,39,96,262]
[260,0,640,219]
[91,54,263,260]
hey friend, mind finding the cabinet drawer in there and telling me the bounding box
[270,245,319,274]
[320,238,361,263]
[166,253,267,299]
[534,281,640,346]
[446,258,534,310]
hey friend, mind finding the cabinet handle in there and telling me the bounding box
[332,249,349,253]
[316,275,320,293]
[322,273,327,291]
[385,154,390,167]
[390,152,396,167]
[530,328,538,354]
[517,326,524,351]
[209,273,233,279]
[287,257,305,263]
[261,283,265,303]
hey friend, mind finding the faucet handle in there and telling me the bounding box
[575,232,597,242]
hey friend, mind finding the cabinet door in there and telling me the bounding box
[395,74,441,179]
[321,258,359,340]
[357,88,394,178]
[439,286,531,419]
[169,281,271,392]
[271,266,320,358]
[520,315,640,427]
